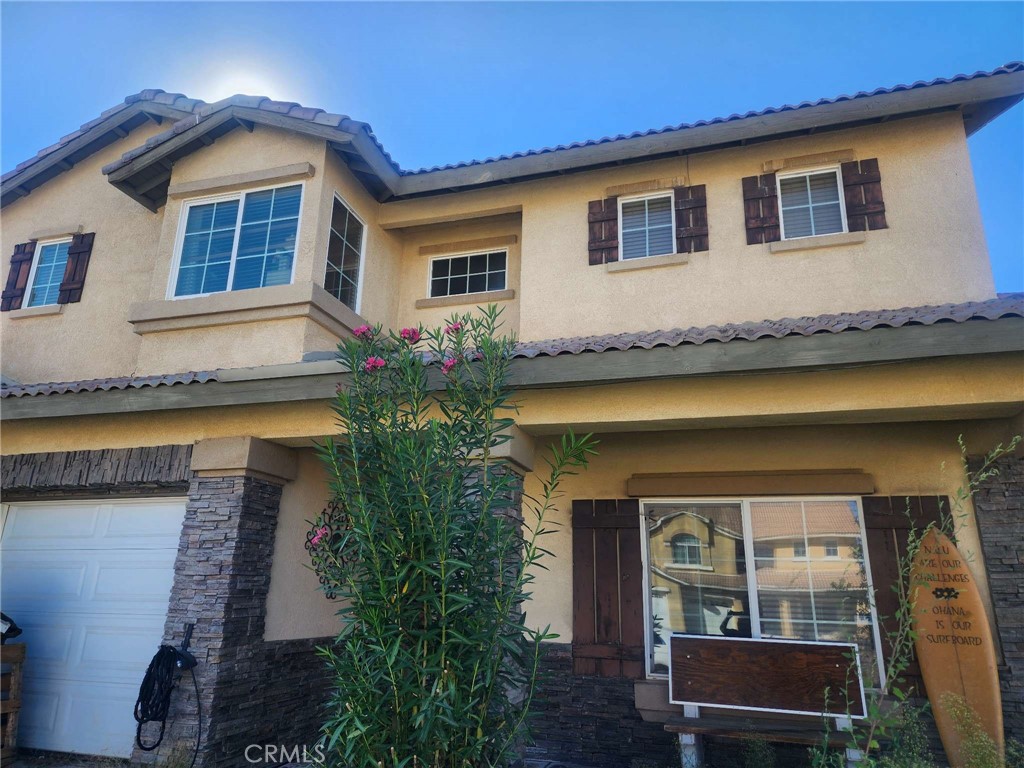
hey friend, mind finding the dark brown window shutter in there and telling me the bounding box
[842,159,887,232]
[571,499,645,678]
[862,495,947,694]
[587,198,618,265]
[673,185,709,253]
[57,232,96,304]
[742,174,780,244]
[1,241,37,312]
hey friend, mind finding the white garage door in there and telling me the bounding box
[0,498,185,757]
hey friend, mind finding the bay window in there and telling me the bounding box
[643,498,881,685]
[172,183,302,298]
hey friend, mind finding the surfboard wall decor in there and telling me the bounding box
[911,528,1003,767]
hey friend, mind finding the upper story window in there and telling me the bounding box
[430,250,507,298]
[778,169,846,240]
[172,183,302,298]
[620,194,675,260]
[324,195,364,310]
[671,533,703,566]
[26,239,72,307]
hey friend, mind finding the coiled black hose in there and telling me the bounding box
[134,645,201,768]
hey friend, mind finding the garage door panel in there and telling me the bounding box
[1,498,186,758]
[21,678,139,757]
[0,558,89,602]
[3,503,102,542]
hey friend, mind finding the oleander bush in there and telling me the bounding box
[308,306,596,768]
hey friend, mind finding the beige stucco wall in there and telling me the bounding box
[1,110,998,384]
[380,112,997,341]
[264,448,339,640]
[0,121,168,383]
[521,419,1011,643]
[394,213,522,335]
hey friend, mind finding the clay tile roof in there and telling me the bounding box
[0,370,218,398]
[509,293,1024,359]
[2,294,1020,400]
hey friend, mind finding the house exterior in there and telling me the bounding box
[1,62,1022,767]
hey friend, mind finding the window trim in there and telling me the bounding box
[639,495,885,687]
[24,236,73,308]
[617,191,677,261]
[325,191,367,313]
[426,248,509,300]
[776,166,848,242]
[167,181,305,300]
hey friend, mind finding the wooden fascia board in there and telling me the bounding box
[392,72,1024,196]
[2,318,1021,420]
[0,103,191,206]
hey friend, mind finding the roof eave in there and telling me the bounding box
[104,106,401,209]
[0,102,194,209]
[391,69,1024,197]
[3,317,1021,421]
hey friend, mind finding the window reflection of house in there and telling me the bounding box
[643,499,881,685]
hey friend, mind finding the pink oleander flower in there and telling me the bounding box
[353,324,374,339]
[441,357,457,375]
[444,322,462,335]
[310,525,329,546]
[363,356,387,372]
[399,327,421,344]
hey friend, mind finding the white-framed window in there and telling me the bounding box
[429,250,507,298]
[641,497,882,687]
[793,539,808,559]
[671,533,703,566]
[25,238,72,307]
[777,168,847,240]
[825,539,840,559]
[324,194,365,310]
[170,183,302,298]
[619,193,675,260]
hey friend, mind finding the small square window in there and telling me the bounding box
[793,540,807,559]
[824,540,839,558]
[429,250,508,299]
[778,169,846,240]
[619,194,674,260]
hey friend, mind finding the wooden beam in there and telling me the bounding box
[235,117,255,132]
[142,111,164,125]
[133,170,172,196]
[198,134,214,146]
[112,180,159,213]
[112,125,129,138]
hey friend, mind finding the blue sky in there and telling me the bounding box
[2,2,1021,291]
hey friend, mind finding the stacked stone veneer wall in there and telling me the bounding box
[132,474,331,767]
[971,454,1024,740]
[527,643,677,767]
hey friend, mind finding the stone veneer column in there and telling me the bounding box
[971,454,1024,741]
[132,437,328,768]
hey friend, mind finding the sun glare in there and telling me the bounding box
[203,69,290,103]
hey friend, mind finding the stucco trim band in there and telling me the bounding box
[769,231,868,254]
[7,304,65,320]
[191,436,297,482]
[627,469,876,497]
[606,253,690,273]
[29,224,84,241]
[127,282,363,337]
[167,162,316,199]
[415,289,515,309]
[419,234,518,256]
[762,149,856,173]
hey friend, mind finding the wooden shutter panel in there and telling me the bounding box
[842,159,888,231]
[1,241,37,312]
[57,232,96,304]
[741,174,780,245]
[862,495,947,694]
[571,499,645,678]
[673,185,709,253]
[587,198,619,265]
